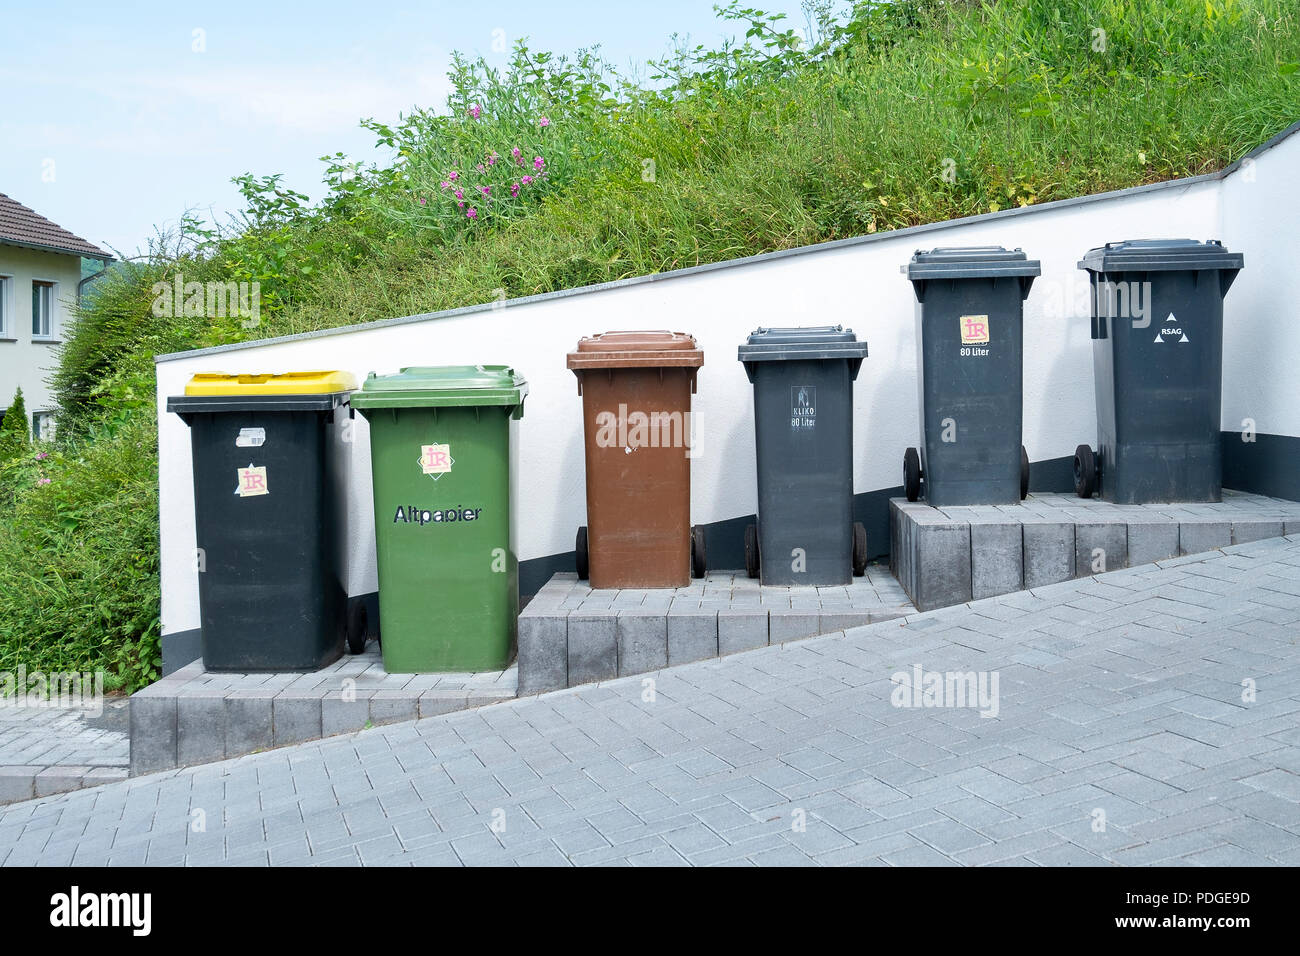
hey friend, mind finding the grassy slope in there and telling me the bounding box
[269,0,1300,335]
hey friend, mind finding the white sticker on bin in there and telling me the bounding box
[236,427,266,447]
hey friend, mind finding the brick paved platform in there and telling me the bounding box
[892,490,1300,611]
[517,566,913,694]
[128,645,516,776]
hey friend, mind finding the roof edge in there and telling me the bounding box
[0,236,114,262]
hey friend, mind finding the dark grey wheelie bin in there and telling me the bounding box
[903,247,1040,506]
[167,371,358,672]
[738,326,869,585]
[1073,239,1244,503]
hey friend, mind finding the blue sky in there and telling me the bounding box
[3,1,812,259]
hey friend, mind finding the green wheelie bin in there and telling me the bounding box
[351,366,527,672]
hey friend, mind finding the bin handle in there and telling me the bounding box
[1091,273,1109,340]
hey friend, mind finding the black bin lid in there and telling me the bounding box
[1078,238,1244,274]
[738,326,867,380]
[738,325,867,361]
[906,246,1041,281]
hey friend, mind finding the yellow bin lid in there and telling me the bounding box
[184,370,358,396]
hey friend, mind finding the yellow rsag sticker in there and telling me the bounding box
[419,443,453,478]
[236,464,268,497]
[960,314,990,344]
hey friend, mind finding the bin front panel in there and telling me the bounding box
[579,367,693,588]
[915,276,1026,506]
[366,405,517,672]
[1092,269,1225,503]
[751,358,855,585]
[188,409,344,671]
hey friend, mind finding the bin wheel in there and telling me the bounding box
[1074,444,1098,498]
[852,522,869,576]
[744,524,760,579]
[691,525,707,579]
[346,602,369,655]
[903,447,922,502]
[575,526,590,581]
[1020,446,1031,501]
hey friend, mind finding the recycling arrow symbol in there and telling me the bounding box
[1154,313,1189,344]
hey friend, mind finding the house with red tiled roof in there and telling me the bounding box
[0,192,112,437]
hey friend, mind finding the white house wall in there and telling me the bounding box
[0,245,80,423]
[156,129,1296,640]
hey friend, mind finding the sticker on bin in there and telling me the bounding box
[235,427,265,448]
[791,386,816,430]
[419,443,454,480]
[960,314,990,344]
[235,464,269,497]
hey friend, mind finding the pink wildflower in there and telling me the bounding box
[467,207,478,219]
[37,477,51,486]
[538,116,550,128]
[480,185,491,195]
[448,170,459,181]
[419,197,426,206]
[533,156,544,171]
[468,104,481,119]
[510,183,520,197]
[520,175,533,185]
[454,188,463,199]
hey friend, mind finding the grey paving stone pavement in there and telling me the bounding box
[2,534,1298,866]
[0,701,130,804]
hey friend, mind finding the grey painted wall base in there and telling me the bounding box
[516,569,913,695]
[161,629,202,676]
[1222,432,1300,503]
[891,491,1300,612]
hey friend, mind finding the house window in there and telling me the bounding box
[33,411,56,442]
[32,280,55,339]
[0,275,11,337]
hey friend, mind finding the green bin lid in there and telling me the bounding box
[1078,238,1244,274]
[905,246,1041,281]
[350,365,528,411]
[737,326,867,379]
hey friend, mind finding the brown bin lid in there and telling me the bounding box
[567,331,704,370]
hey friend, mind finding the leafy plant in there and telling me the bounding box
[0,387,31,463]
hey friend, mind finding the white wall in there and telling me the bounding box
[1220,128,1300,439]
[156,126,1297,639]
[0,245,81,426]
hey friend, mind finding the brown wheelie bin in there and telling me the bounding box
[567,331,706,589]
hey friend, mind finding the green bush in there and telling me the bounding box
[0,386,31,463]
[0,411,160,692]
